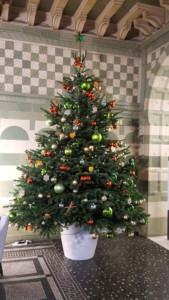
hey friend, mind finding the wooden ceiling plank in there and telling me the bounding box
[74,0,97,33]
[26,0,40,26]
[117,2,165,39]
[2,0,12,22]
[95,0,125,37]
[50,0,68,30]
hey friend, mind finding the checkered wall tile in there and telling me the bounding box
[146,42,169,79]
[0,39,140,103]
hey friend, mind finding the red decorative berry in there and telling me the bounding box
[46,195,51,199]
[106,181,112,186]
[27,178,33,184]
[87,220,94,225]
[91,121,96,126]
[112,156,117,162]
[113,124,118,129]
[47,151,53,156]
[29,158,33,163]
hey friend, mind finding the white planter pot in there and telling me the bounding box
[60,224,98,260]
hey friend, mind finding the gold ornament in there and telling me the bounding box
[53,99,58,104]
[94,82,99,87]
[90,232,98,239]
[84,147,89,152]
[61,117,66,122]
[70,132,76,138]
[35,160,43,168]
[102,195,107,201]
[89,166,94,172]
[111,146,116,152]
[131,221,136,226]
[89,145,94,151]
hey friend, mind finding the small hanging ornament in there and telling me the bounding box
[43,174,49,181]
[107,232,114,239]
[81,198,88,203]
[83,147,89,152]
[35,160,43,168]
[73,125,78,131]
[92,132,102,142]
[131,221,136,226]
[89,166,94,172]
[45,213,51,217]
[113,124,118,129]
[87,220,94,225]
[51,176,57,183]
[91,121,96,126]
[60,133,65,140]
[140,218,145,224]
[59,202,64,208]
[70,132,76,138]
[51,144,58,150]
[80,159,85,164]
[54,183,65,193]
[124,215,128,220]
[106,181,111,186]
[27,178,33,184]
[23,201,27,205]
[42,221,45,225]
[46,118,54,126]
[61,117,66,122]
[38,193,43,199]
[65,148,72,155]
[102,195,107,201]
[91,203,96,210]
[112,156,117,161]
[72,179,78,185]
[46,195,51,199]
[102,207,113,217]
[88,145,94,151]
[90,232,98,239]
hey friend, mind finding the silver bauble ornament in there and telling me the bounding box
[42,221,45,225]
[72,179,78,185]
[91,203,96,210]
[81,198,88,203]
[124,215,128,220]
[51,176,57,183]
[51,144,58,150]
[59,202,64,208]
[102,196,107,201]
[73,189,78,193]
[38,193,43,198]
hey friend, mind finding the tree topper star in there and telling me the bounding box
[75,32,85,42]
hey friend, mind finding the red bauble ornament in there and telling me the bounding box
[113,142,117,147]
[45,213,51,217]
[74,62,78,66]
[43,151,48,156]
[46,195,51,199]
[86,176,91,181]
[91,121,96,126]
[112,156,117,162]
[27,178,33,184]
[130,171,135,175]
[29,158,33,163]
[80,176,86,181]
[106,181,112,186]
[47,151,53,156]
[87,220,94,225]
[113,124,118,129]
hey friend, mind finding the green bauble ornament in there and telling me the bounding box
[54,183,65,193]
[104,113,110,119]
[41,168,49,175]
[102,207,113,217]
[81,82,87,90]
[107,232,114,239]
[65,148,72,155]
[51,143,58,150]
[64,101,72,109]
[46,118,54,126]
[92,132,102,142]
[86,82,91,90]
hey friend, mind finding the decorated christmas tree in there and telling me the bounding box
[8,34,149,239]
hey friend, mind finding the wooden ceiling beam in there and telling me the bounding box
[95,0,125,37]
[1,0,12,22]
[74,0,97,33]
[26,0,40,26]
[160,0,169,10]
[50,0,68,30]
[117,2,165,40]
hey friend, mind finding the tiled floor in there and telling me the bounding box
[148,236,169,250]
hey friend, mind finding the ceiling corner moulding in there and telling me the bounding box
[26,0,40,26]
[117,2,165,40]
[2,0,12,22]
[95,0,125,37]
[50,0,68,30]
[74,0,97,33]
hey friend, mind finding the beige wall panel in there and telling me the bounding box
[148,201,167,218]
